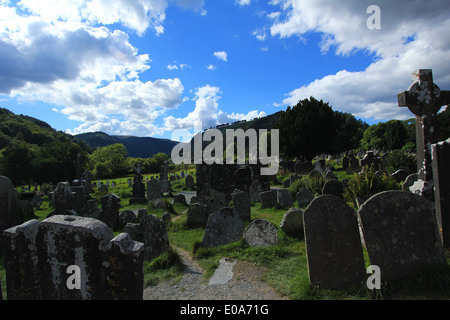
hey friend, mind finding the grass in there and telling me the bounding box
[2,167,450,300]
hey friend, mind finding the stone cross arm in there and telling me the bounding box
[398,69,450,116]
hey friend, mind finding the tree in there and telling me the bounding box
[384,120,408,150]
[274,97,366,160]
[89,143,128,177]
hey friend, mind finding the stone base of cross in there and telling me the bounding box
[398,69,450,197]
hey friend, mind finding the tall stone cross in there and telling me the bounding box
[398,69,450,183]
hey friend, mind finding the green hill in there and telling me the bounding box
[75,131,179,158]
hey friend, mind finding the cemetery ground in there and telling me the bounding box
[1,163,450,301]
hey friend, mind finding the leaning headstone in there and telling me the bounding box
[249,180,264,203]
[3,215,144,300]
[202,207,245,248]
[277,189,293,208]
[243,219,278,247]
[303,194,366,289]
[100,193,121,229]
[322,179,344,198]
[124,214,170,261]
[432,138,450,247]
[280,208,303,237]
[232,189,251,221]
[0,176,21,254]
[259,190,277,209]
[358,191,446,280]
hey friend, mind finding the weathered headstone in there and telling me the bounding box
[432,138,450,247]
[51,182,75,216]
[118,210,137,228]
[130,164,146,204]
[259,190,277,209]
[243,219,278,247]
[398,69,450,196]
[358,191,446,280]
[3,215,144,300]
[173,193,187,206]
[277,189,293,208]
[82,170,94,194]
[303,194,366,289]
[402,173,418,191]
[124,214,170,261]
[0,176,21,254]
[231,189,251,221]
[147,179,161,201]
[202,207,245,248]
[391,169,409,183]
[100,193,120,229]
[186,203,208,227]
[296,189,314,208]
[280,208,303,237]
[81,199,100,219]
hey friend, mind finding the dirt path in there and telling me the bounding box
[143,246,288,300]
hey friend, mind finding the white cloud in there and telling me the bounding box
[214,51,228,62]
[206,64,216,70]
[164,85,266,131]
[235,0,251,6]
[0,3,188,136]
[269,0,450,121]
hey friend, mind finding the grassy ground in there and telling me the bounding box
[2,165,450,300]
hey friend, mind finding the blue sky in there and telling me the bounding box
[1,0,450,140]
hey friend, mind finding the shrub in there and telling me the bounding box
[381,150,417,174]
[343,165,401,209]
[288,174,327,198]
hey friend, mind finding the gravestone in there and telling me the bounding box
[391,169,409,183]
[259,190,277,209]
[231,189,251,221]
[136,208,148,222]
[186,203,208,227]
[81,199,100,219]
[147,179,161,201]
[249,180,263,203]
[118,210,137,228]
[402,173,418,191]
[82,170,94,194]
[432,138,450,247]
[3,215,144,300]
[201,207,245,248]
[280,208,303,237]
[173,193,187,206]
[358,191,446,280]
[322,179,344,198]
[398,69,450,196]
[130,164,146,204]
[185,174,195,189]
[303,194,366,289]
[51,182,75,216]
[160,180,171,193]
[124,214,170,261]
[296,189,314,208]
[0,176,21,254]
[100,193,120,229]
[243,219,278,247]
[19,200,36,221]
[70,185,85,214]
[277,189,293,208]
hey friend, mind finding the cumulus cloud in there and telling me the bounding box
[164,85,266,132]
[268,0,450,121]
[0,1,204,136]
[214,51,228,62]
[235,0,251,6]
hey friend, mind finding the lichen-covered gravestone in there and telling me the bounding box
[303,194,366,289]
[147,179,161,201]
[358,191,446,280]
[243,219,278,247]
[277,189,293,208]
[100,193,120,229]
[124,214,169,261]
[280,208,303,237]
[202,207,245,248]
[259,190,277,209]
[186,202,208,227]
[3,215,144,300]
